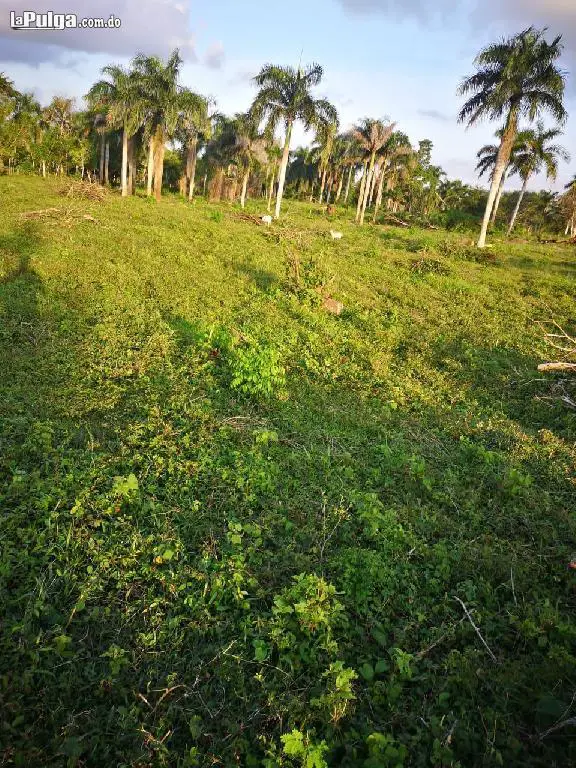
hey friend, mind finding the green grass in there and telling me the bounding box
[1,176,575,767]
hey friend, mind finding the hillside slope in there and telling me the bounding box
[1,177,575,767]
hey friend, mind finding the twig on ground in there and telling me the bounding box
[510,568,518,606]
[453,596,498,663]
[538,717,576,741]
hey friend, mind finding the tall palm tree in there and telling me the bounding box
[458,27,566,247]
[176,89,211,201]
[352,118,396,225]
[87,65,144,196]
[132,50,182,201]
[507,122,569,235]
[250,62,338,218]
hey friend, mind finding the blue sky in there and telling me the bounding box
[1,0,575,189]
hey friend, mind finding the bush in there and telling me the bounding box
[229,342,286,399]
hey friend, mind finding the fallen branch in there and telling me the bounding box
[20,207,60,219]
[538,236,576,245]
[537,362,576,372]
[538,716,576,741]
[383,215,409,227]
[453,596,498,663]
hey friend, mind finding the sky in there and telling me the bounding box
[1,0,575,190]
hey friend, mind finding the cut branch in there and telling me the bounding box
[537,362,576,372]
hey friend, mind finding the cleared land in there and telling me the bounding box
[1,176,575,767]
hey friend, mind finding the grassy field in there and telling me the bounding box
[1,176,575,767]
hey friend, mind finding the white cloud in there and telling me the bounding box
[337,0,576,55]
[0,0,197,62]
[205,41,225,70]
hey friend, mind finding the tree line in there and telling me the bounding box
[0,26,574,243]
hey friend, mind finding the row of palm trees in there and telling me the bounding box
[86,51,211,201]
[1,25,573,242]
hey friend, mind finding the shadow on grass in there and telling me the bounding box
[233,261,279,292]
[0,221,42,284]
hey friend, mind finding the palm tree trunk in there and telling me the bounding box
[309,181,315,203]
[490,167,507,225]
[359,152,376,225]
[507,176,529,236]
[42,160,46,178]
[477,112,517,248]
[326,172,334,204]
[274,121,293,219]
[188,136,198,201]
[372,167,387,223]
[104,142,110,185]
[121,125,128,197]
[147,137,155,197]
[267,166,275,212]
[344,165,353,204]
[153,131,165,202]
[127,136,135,195]
[368,163,379,208]
[319,167,327,204]
[99,134,105,184]
[356,162,368,222]
[335,171,344,203]
[240,169,249,209]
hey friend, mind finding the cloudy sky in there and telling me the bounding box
[1,0,575,189]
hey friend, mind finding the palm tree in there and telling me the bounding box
[176,89,211,201]
[231,112,268,208]
[250,63,338,218]
[132,50,182,201]
[265,141,282,211]
[458,27,567,247]
[352,118,396,225]
[372,130,412,222]
[287,146,317,197]
[507,122,569,235]
[313,119,337,204]
[476,128,532,225]
[87,65,144,196]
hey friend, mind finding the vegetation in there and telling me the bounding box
[1,175,576,767]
